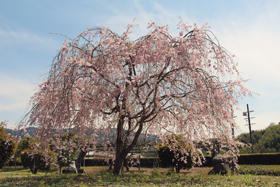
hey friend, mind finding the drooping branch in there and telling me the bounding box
[21,22,250,176]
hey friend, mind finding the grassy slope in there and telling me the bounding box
[1,166,280,186]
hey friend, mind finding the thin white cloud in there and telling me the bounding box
[220,27,280,85]
[0,29,44,42]
[97,1,195,39]
[0,28,60,51]
[0,76,36,111]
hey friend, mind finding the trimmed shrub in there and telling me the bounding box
[21,149,56,174]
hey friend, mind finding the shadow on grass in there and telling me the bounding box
[0,167,26,172]
[0,174,95,187]
[0,166,235,186]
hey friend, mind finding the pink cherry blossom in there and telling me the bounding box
[21,21,249,175]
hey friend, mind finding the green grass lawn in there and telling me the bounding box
[239,165,280,176]
[1,165,280,186]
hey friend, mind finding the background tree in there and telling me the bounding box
[50,132,80,174]
[236,123,280,153]
[22,22,249,175]
[259,124,280,152]
[0,121,16,169]
[15,136,34,167]
[237,129,265,153]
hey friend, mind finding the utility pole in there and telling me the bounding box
[243,104,255,151]
[247,104,252,144]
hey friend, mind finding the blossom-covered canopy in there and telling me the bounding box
[22,22,249,175]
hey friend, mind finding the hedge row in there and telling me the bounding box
[204,153,280,166]
[83,153,280,167]
[205,153,280,166]
[8,153,280,168]
[83,157,160,168]
[238,153,280,165]
[83,158,108,166]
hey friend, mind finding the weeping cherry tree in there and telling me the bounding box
[22,22,249,175]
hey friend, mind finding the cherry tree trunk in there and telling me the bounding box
[113,118,144,175]
[113,151,128,175]
[75,150,86,173]
[113,116,126,175]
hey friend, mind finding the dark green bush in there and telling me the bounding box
[0,122,16,168]
[15,136,34,167]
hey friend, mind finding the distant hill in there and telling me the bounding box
[5,127,37,138]
[4,127,159,145]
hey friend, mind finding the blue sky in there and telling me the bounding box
[0,0,279,135]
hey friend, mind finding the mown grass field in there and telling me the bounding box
[1,165,280,186]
